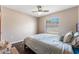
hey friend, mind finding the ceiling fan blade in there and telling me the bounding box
[32,5,49,13]
[32,11,38,12]
[42,10,49,12]
[32,10,49,12]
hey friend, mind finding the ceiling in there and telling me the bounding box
[4,5,77,17]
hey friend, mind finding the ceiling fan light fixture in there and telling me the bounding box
[32,5,49,16]
[37,12,43,15]
[34,12,43,15]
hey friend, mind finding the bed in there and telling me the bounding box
[24,34,73,54]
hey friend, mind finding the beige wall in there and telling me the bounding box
[1,7,37,43]
[78,7,79,22]
[38,7,78,36]
[0,6,1,40]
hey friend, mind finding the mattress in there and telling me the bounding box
[24,34,73,54]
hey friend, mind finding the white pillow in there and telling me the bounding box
[74,32,79,38]
[63,32,73,43]
[72,36,79,46]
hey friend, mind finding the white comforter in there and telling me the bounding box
[24,34,73,54]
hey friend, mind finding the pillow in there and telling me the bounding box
[72,36,79,47]
[60,36,64,42]
[63,32,73,43]
[74,32,79,38]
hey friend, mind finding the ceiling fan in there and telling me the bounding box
[32,5,49,12]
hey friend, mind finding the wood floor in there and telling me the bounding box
[12,41,36,54]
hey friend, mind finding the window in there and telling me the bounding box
[46,16,60,34]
